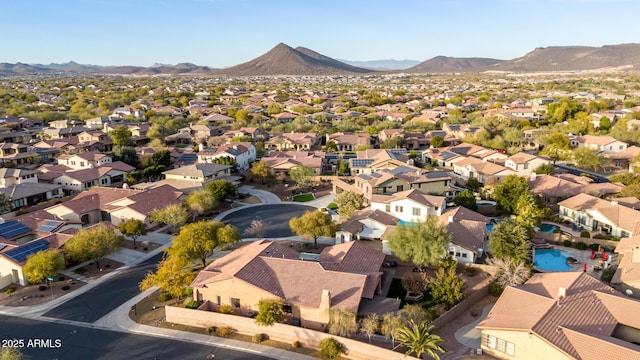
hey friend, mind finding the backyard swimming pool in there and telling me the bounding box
[534,249,573,271]
[538,223,559,233]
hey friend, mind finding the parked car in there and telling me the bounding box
[382,260,397,268]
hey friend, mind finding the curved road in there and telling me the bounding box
[220,204,315,237]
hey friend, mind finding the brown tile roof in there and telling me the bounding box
[371,189,446,210]
[529,174,583,198]
[478,272,640,359]
[438,207,489,252]
[508,152,537,164]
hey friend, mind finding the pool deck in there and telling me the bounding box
[534,245,617,276]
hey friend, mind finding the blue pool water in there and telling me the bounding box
[538,223,559,233]
[534,249,572,271]
[397,220,418,227]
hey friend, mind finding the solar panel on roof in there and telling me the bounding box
[35,220,63,233]
[4,239,49,262]
[0,221,31,239]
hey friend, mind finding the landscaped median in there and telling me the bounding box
[292,192,315,202]
[165,305,418,360]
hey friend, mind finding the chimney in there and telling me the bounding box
[320,290,331,324]
[530,172,537,182]
[557,287,566,305]
[448,216,454,223]
[200,142,206,152]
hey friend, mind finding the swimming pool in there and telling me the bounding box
[534,249,573,272]
[538,223,559,233]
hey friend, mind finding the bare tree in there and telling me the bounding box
[487,257,531,288]
[243,218,270,239]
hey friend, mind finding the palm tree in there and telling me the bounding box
[396,320,445,360]
[487,257,531,288]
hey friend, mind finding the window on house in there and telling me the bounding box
[487,335,496,349]
[455,252,461,257]
[80,162,85,167]
[395,206,403,213]
[231,298,240,308]
[396,185,403,192]
[412,208,421,216]
[385,204,391,212]
[462,253,468,258]
[283,305,292,314]
[449,251,454,256]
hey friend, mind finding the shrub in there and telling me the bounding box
[185,300,200,309]
[61,285,70,291]
[575,242,587,250]
[215,326,234,337]
[589,243,600,251]
[465,267,477,277]
[252,333,265,343]
[319,337,344,359]
[5,286,16,295]
[206,327,214,334]
[219,304,234,314]
[158,293,172,302]
[183,288,193,297]
[580,230,591,238]
[601,268,616,284]
[291,340,301,349]
[327,202,338,210]
[38,285,47,291]
[488,282,503,296]
[562,240,572,247]
[58,276,65,281]
[470,310,479,317]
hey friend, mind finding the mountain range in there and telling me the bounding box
[2,43,640,76]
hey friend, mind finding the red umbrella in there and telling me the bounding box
[584,263,587,272]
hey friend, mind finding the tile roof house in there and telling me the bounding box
[197,142,256,172]
[573,135,628,154]
[504,153,549,176]
[438,206,490,264]
[57,151,113,170]
[46,161,135,193]
[612,235,640,289]
[477,272,640,360]
[528,174,583,211]
[370,188,446,222]
[261,151,325,175]
[558,193,640,238]
[266,133,319,151]
[136,163,237,194]
[327,132,371,152]
[336,209,399,243]
[453,157,514,184]
[190,240,386,331]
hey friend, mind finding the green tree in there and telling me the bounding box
[327,308,357,337]
[453,189,477,211]
[540,133,571,163]
[186,189,218,220]
[0,193,12,214]
[255,298,285,327]
[250,160,275,184]
[429,259,466,309]
[319,337,344,359]
[334,191,364,219]
[0,347,23,360]
[387,216,450,268]
[64,224,122,270]
[534,163,555,175]
[151,149,172,167]
[140,256,194,300]
[430,135,444,148]
[108,125,132,148]
[493,174,531,214]
[167,221,240,267]
[503,127,523,146]
[337,160,349,176]
[599,116,611,132]
[205,180,237,201]
[396,321,445,360]
[571,147,608,171]
[149,203,189,233]
[289,210,336,248]
[325,140,338,152]
[398,304,430,325]
[489,220,531,263]
[22,249,65,285]
[289,165,314,189]
[381,312,403,348]
[117,218,148,249]
[359,314,379,344]
[514,191,543,229]
[112,146,138,167]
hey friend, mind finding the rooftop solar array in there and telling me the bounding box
[0,220,31,239]
[350,158,374,167]
[4,239,49,262]
[389,149,407,155]
[35,220,63,233]
[177,153,197,164]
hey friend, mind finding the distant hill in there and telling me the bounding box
[0,62,54,75]
[493,43,640,71]
[42,61,103,74]
[407,56,505,73]
[216,43,375,76]
[338,59,420,70]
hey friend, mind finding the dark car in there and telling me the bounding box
[382,261,398,268]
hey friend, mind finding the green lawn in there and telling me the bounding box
[292,193,315,202]
[327,202,338,210]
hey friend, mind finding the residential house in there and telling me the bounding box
[202,113,235,126]
[606,146,640,172]
[272,112,297,123]
[453,157,513,184]
[328,132,371,152]
[0,168,38,187]
[377,129,428,150]
[612,235,640,289]
[260,151,325,176]
[0,168,62,210]
[438,207,490,264]
[197,142,256,171]
[57,151,113,170]
[44,127,92,140]
[370,188,446,222]
[573,135,628,154]
[504,153,549,176]
[477,272,640,360]
[528,174,583,211]
[348,149,411,176]
[336,209,398,243]
[558,193,640,238]
[190,240,387,331]
[0,143,41,167]
[139,163,237,193]
[46,161,135,193]
[266,133,319,151]
[45,185,183,226]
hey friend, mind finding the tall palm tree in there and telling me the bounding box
[396,320,445,360]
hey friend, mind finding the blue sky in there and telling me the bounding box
[1,0,638,67]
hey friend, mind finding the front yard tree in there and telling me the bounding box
[489,220,531,263]
[205,179,237,201]
[387,215,450,268]
[337,160,349,176]
[540,133,570,163]
[289,165,314,189]
[327,308,357,338]
[117,218,148,249]
[381,313,403,348]
[514,191,544,229]
[571,146,608,171]
[167,221,240,267]
[359,314,379,344]
[493,174,530,214]
[250,160,275,184]
[396,321,446,360]
[108,125,132,148]
[186,189,218,220]
[23,249,65,285]
[429,259,466,309]
[289,210,336,248]
[149,203,189,233]
[453,189,477,211]
[64,224,122,270]
[255,298,285,327]
[487,257,531,288]
[243,218,270,239]
[334,191,364,219]
[140,256,194,300]
[430,135,444,148]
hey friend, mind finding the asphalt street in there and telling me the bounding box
[220,204,315,237]
[0,314,270,360]
[43,252,165,323]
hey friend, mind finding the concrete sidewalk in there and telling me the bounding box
[238,185,282,204]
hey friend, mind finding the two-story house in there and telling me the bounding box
[57,151,113,170]
[504,153,550,176]
[197,142,256,172]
